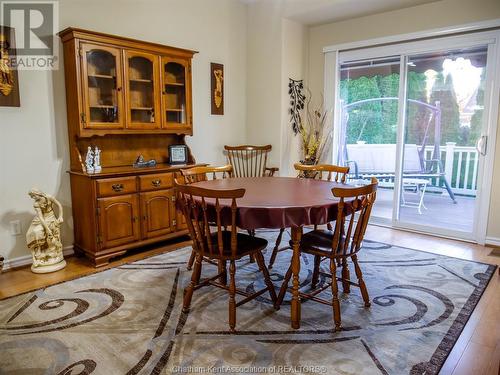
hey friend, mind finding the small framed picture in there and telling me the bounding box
[168,145,188,165]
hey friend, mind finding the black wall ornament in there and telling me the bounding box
[288,78,305,135]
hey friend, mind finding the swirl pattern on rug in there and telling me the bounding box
[0,232,495,375]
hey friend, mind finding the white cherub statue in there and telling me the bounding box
[85,146,94,173]
[94,146,102,171]
[26,189,67,273]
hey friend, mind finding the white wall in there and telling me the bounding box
[246,2,306,175]
[246,1,283,169]
[0,0,248,262]
[280,19,306,177]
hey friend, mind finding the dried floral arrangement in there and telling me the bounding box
[288,78,333,164]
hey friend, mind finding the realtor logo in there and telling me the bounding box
[0,0,59,69]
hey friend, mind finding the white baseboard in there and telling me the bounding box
[2,246,74,272]
[485,236,500,248]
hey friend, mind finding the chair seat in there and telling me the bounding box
[206,231,268,260]
[290,229,342,258]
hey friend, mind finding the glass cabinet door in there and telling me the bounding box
[161,57,191,128]
[80,43,123,128]
[124,51,160,129]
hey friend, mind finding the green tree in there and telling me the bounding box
[377,73,399,143]
[468,70,485,146]
[340,76,383,144]
[430,73,460,144]
[406,71,430,146]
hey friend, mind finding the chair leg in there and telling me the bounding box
[228,260,237,332]
[276,265,293,308]
[268,228,285,269]
[255,251,277,306]
[330,258,342,331]
[311,255,321,289]
[352,254,370,307]
[187,250,196,270]
[218,260,227,285]
[341,258,350,294]
[183,253,202,312]
[247,230,256,263]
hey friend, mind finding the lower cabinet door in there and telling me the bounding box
[176,210,188,231]
[140,189,174,239]
[98,194,141,249]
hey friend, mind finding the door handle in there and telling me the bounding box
[476,136,488,156]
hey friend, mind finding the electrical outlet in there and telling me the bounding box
[9,220,21,236]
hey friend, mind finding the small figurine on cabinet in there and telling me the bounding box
[85,146,94,173]
[26,189,67,273]
[93,146,102,172]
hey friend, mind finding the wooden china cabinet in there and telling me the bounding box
[59,28,200,266]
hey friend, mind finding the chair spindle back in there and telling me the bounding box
[181,165,233,185]
[224,145,274,177]
[175,180,245,259]
[331,177,378,257]
[294,163,350,182]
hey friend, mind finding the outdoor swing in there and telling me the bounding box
[338,97,457,203]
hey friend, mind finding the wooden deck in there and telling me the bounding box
[372,187,475,232]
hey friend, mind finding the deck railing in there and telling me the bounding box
[424,142,478,196]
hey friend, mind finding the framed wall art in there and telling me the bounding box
[168,144,188,165]
[210,62,223,115]
[0,26,20,107]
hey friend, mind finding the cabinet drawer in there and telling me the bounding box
[96,177,137,197]
[139,173,173,191]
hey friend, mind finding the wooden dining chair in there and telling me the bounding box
[268,163,350,269]
[175,180,277,332]
[180,165,233,270]
[276,177,378,331]
[224,145,278,177]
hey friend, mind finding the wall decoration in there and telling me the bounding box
[26,189,66,273]
[211,62,224,115]
[288,78,305,135]
[0,26,20,107]
[169,144,188,164]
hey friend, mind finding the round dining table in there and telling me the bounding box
[191,176,360,329]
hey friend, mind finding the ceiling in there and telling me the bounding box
[242,0,441,26]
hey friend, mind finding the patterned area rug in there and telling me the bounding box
[0,231,496,375]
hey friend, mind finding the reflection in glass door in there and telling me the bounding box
[338,57,401,221]
[334,33,497,241]
[398,47,488,234]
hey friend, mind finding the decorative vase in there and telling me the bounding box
[299,157,318,178]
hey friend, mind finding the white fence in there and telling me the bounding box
[423,142,478,196]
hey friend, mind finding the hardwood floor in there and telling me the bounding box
[0,237,192,300]
[0,226,498,375]
[363,225,500,375]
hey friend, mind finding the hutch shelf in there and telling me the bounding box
[59,28,201,266]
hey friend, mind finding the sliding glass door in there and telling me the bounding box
[333,31,499,242]
[338,57,401,221]
[398,47,488,234]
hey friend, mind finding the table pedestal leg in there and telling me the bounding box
[290,226,302,329]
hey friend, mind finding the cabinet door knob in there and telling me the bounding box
[151,179,162,187]
[112,183,124,192]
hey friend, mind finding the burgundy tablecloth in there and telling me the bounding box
[191,177,357,230]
